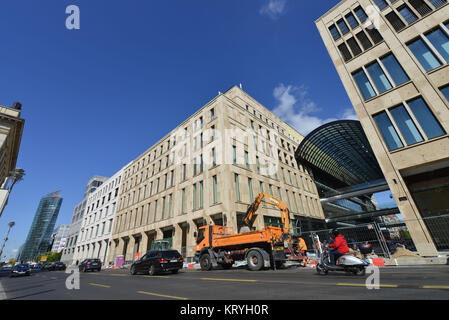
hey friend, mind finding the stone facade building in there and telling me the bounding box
[316,0,449,255]
[107,86,324,265]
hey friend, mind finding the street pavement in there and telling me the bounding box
[1,265,449,300]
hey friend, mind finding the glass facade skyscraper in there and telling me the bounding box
[19,191,63,261]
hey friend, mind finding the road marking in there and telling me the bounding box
[50,277,57,280]
[0,281,7,300]
[200,277,258,283]
[143,275,170,278]
[108,274,127,277]
[88,283,111,288]
[422,285,449,290]
[337,283,398,288]
[137,290,188,300]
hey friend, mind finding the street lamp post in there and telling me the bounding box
[0,221,15,261]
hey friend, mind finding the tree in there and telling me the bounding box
[35,251,62,263]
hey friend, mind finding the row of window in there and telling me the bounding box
[373,96,446,150]
[81,219,114,242]
[333,18,384,61]
[233,173,320,216]
[125,107,216,179]
[88,176,121,203]
[381,0,447,32]
[329,5,368,41]
[407,23,449,72]
[352,52,409,100]
[84,203,116,228]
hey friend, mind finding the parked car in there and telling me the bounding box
[78,259,102,272]
[10,264,31,277]
[32,263,43,270]
[130,249,183,276]
[48,262,66,271]
[41,262,53,271]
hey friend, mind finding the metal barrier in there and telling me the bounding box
[301,214,449,257]
[301,223,391,258]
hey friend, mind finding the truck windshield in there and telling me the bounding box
[196,228,205,244]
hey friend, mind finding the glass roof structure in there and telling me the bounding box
[295,120,384,190]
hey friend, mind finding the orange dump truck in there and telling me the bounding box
[194,193,297,271]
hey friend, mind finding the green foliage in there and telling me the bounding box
[35,251,62,263]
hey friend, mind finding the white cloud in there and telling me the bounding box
[260,0,287,20]
[271,84,359,135]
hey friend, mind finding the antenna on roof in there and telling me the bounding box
[239,83,242,89]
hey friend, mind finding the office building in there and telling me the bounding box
[316,0,449,255]
[19,191,63,261]
[0,102,25,217]
[61,176,108,265]
[73,169,124,265]
[107,86,324,265]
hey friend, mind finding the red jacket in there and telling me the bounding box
[328,234,349,254]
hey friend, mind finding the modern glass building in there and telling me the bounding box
[19,191,63,261]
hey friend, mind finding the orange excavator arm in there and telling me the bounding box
[243,192,290,235]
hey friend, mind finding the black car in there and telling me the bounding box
[130,249,183,276]
[10,264,31,277]
[48,262,66,271]
[78,258,102,272]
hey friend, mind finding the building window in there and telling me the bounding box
[380,53,410,86]
[199,181,204,208]
[407,97,446,139]
[210,108,215,120]
[245,151,249,169]
[248,178,254,203]
[427,0,447,8]
[234,174,240,202]
[354,6,368,23]
[373,0,388,10]
[355,31,373,50]
[181,188,186,213]
[345,12,359,29]
[408,0,432,17]
[373,111,404,150]
[153,200,158,222]
[365,61,393,93]
[338,43,352,62]
[385,11,406,32]
[213,175,218,204]
[212,147,216,167]
[366,25,383,44]
[398,4,418,24]
[347,37,362,56]
[425,28,449,62]
[232,145,237,164]
[352,69,376,100]
[337,19,350,35]
[389,104,424,145]
[408,37,442,71]
[330,24,341,41]
[168,194,173,217]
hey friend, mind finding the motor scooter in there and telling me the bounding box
[311,233,369,276]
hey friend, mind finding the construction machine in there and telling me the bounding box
[194,192,302,271]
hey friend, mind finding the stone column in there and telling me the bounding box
[140,232,149,255]
[125,237,135,263]
[173,224,183,253]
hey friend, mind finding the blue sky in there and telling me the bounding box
[0,0,371,260]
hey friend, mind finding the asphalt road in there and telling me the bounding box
[1,265,449,300]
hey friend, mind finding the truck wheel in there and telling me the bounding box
[200,254,212,271]
[247,250,264,271]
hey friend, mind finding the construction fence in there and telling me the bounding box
[300,214,449,258]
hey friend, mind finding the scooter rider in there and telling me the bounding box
[327,229,349,265]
